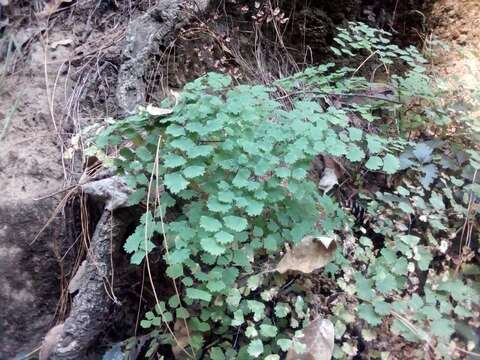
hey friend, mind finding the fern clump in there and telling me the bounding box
[95,22,480,359]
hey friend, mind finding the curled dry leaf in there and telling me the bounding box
[276,235,337,274]
[145,104,173,116]
[318,167,338,193]
[170,89,182,105]
[286,317,335,360]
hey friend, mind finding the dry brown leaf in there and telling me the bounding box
[171,319,190,360]
[39,0,73,16]
[276,235,336,274]
[286,318,335,360]
[145,104,173,116]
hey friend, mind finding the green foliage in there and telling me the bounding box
[331,140,480,357]
[331,22,427,67]
[95,22,479,359]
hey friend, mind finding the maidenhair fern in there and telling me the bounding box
[95,22,480,359]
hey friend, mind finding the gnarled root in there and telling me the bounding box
[40,175,139,359]
[116,0,210,115]
[43,208,134,360]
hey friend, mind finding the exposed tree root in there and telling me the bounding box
[39,176,138,360]
[115,0,182,115]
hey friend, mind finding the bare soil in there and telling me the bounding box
[430,0,480,92]
[0,22,73,359]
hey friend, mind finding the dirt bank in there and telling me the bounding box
[430,0,480,92]
[0,23,73,357]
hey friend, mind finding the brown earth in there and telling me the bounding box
[0,27,74,358]
[430,0,480,86]
[429,0,480,135]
